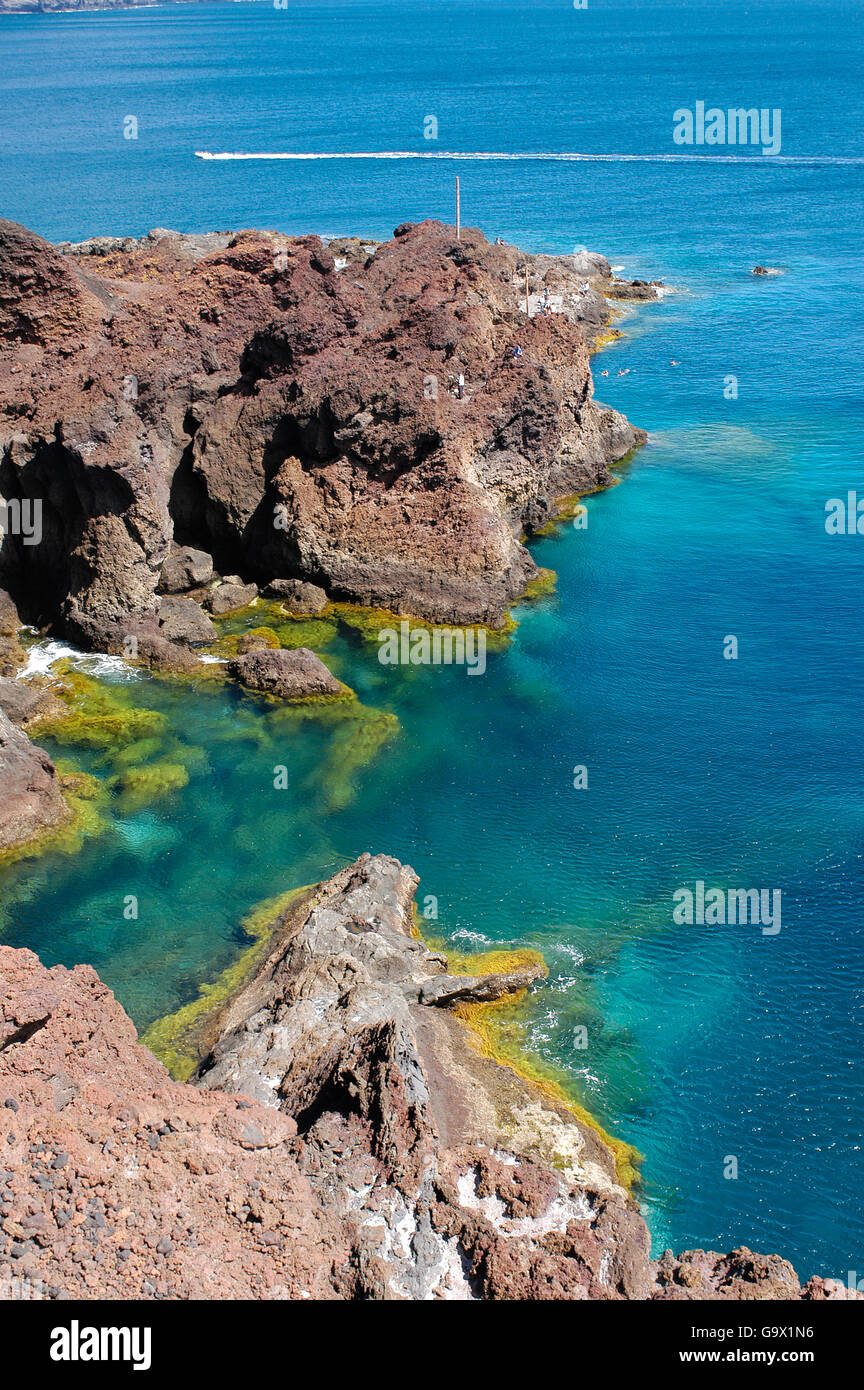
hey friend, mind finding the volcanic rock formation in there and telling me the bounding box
[0,216,645,643]
[0,854,853,1301]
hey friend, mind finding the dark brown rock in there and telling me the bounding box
[0,216,647,642]
[159,544,214,594]
[156,596,217,645]
[202,581,258,615]
[63,610,201,674]
[227,646,342,700]
[0,587,26,675]
[0,676,66,729]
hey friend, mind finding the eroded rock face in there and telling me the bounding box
[0,706,69,851]
[226,646,343,701]
[0,854,849,1301]
[0,217,645,641]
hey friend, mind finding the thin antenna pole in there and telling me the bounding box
[455,176,461,240]
[525,266,531,316]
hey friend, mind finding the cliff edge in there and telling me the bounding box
[0,854,853,1301]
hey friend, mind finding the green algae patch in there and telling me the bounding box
[265,697,401,812]
[531,495,589,539]
[31,665,166,751]
[455,993,641,1190]
[141,884,314,1082]
[421,932,641,1190]
[317,705,399,811]
[210,600,338,656]
[591,326,624,352]
[111,760,189,813]
[327,601,516,653]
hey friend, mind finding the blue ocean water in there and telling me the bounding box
[2,0,863,1280]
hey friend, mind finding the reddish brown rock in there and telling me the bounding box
[0,945,346,1299]
[0,217,645,645]
[158,544,214,594]
[0,706,69,852]
[227,646,343,700]
[0,854,845,1301]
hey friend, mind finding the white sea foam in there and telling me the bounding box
[19,638,137,682]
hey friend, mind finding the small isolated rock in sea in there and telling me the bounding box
[157,596,217,645]
[159,545,214,594]
[264,579,329,615]
[227,647,344,701]
[203,581,258,616]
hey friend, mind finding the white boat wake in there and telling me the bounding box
[194,149,864,165]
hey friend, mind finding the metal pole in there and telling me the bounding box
[455,176,461,240]
[525,267,531,316]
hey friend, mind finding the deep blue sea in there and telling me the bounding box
[2,0,863,1281]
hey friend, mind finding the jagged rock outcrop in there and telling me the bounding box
[0,705,69,852]
[0,854,851,1300]
[0,216,646,643]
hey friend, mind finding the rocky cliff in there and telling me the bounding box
[0,705,69,853]
[0,217,645,647]
[0,854,853,1301]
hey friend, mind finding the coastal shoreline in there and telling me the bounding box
[3,213,839,1299]
[1,852,853,1300]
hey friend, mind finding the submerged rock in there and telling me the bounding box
[227,646,343,700]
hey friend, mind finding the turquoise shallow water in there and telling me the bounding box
[2,0,864,1280]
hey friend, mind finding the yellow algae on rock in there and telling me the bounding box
[420,933,641,1190]
[31,665,166,752]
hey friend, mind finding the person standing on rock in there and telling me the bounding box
[457,371,465,400]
